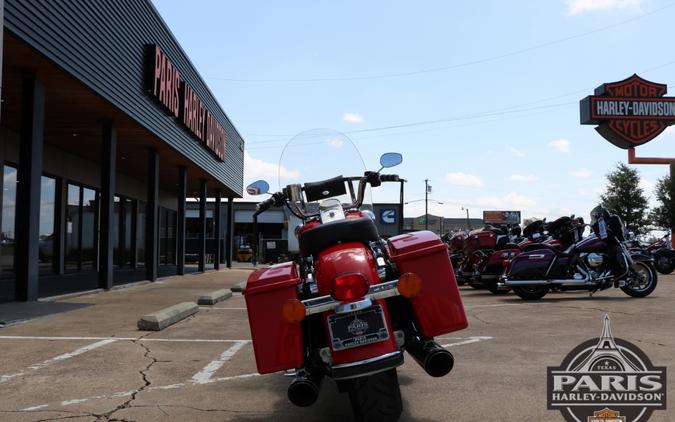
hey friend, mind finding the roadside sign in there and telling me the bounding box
[380,209,397,225]
[580,74,675,149]
[483,210,520,224]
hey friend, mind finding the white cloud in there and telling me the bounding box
[509,174,538,182]
[342,112,364,124]
[566,0,643,15]
[509,147,526,158]
[244,151,299,180]
[445,172,484,187]
[548,139,570,153]
[571,168,592,178]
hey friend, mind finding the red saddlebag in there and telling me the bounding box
[389,231,468,337]
[243,262,304,374]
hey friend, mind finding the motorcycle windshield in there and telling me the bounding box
[278,129,373,212]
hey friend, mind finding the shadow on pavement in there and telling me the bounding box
[233,371,436,422]
[0,301,91,325]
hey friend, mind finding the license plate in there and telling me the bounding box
[328,305,389,351]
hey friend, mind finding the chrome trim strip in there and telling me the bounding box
[302,279,400,316]
[334,298,372,314]
[331,351,402,370]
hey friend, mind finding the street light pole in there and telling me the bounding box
[462,206,470,229]
[424,179,429,230]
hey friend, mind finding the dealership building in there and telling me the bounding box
[0,1,244,302]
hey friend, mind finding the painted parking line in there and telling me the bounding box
[191,340,249,384]
[440,336,493,348]
[0,336,250,343]
[0,338,117,384]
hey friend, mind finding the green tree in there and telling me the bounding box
[649,173,674,231]
[600,163,649,235]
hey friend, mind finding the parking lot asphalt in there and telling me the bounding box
[0,271,673,421]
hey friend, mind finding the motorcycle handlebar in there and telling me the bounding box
[254,196,277,216]
[379,174,400,182]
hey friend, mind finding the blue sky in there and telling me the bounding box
[153,0,675,221]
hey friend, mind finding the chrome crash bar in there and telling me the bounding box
[302,279,400,316]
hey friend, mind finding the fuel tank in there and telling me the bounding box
[575,234,608,253]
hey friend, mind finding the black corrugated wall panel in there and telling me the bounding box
[3,0,244,196]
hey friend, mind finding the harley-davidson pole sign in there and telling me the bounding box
[580,74,675,148]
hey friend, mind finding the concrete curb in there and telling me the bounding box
[230,281,247,292]
[137,302,198,331]
[197,289,233,305]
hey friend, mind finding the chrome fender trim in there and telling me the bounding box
[302,279,400,316]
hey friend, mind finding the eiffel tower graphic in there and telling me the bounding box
[571,315,642,373]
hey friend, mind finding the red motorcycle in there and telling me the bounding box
[455,225,521,294]
[242,130,467,422]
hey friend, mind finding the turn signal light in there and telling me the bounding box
[398,272,422,298]
[282,299,306,323]
[331,273,370,301]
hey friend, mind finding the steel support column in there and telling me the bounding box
[146,149,159,281]
[226,197,233,268]
[15,73,45,301]
[176,167,187,275]
[214,189,222,270]
[198,179,207,272]
[98,122,116,290]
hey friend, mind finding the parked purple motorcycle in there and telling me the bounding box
[499,205,657,300]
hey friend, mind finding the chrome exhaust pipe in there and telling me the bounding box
[502,267,590,287]
[287,371,322,407]
[406,339,454,378]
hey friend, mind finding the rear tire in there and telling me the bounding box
[485,279,509,295]
[621,261,658,298]
[348,369,402,422]
[654,256,673,275]
[513,286,549,300]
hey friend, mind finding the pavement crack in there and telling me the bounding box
[94,335,156,422]
[470,311,491,325]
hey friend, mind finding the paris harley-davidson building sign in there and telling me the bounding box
[580,74,675,148]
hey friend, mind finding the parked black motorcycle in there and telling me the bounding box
[646,233,675,275]
[499,205,657,300]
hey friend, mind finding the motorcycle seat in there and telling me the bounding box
[299,217,380,257]
[524,243,572,257]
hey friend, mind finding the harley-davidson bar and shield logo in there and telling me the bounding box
[547,315,667,422]
[580,74,675,148]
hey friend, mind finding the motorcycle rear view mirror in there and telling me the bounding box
[246,180,270,196]
[379,152,403,170]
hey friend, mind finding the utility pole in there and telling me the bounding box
[462,206,470,229]
[424,179,429,230]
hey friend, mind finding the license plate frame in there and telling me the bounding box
[328,305,390,351]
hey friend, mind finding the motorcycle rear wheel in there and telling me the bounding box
[348,369,402,422]
[513,286,549,300]
[621,261,658,298]
[654,256,673,275]
[485,280,509,295]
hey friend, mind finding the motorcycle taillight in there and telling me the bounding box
[331,273,370,301]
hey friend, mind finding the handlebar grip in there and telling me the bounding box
[256,197,276,213]
[380,174,400,182]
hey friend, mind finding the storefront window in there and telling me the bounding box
[39,176,56,274]
[65,184,81,271]
[81,188,97,269]
[1,165,18,280]
[137,201,145,266]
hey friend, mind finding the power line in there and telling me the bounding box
[205,2,674,83]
